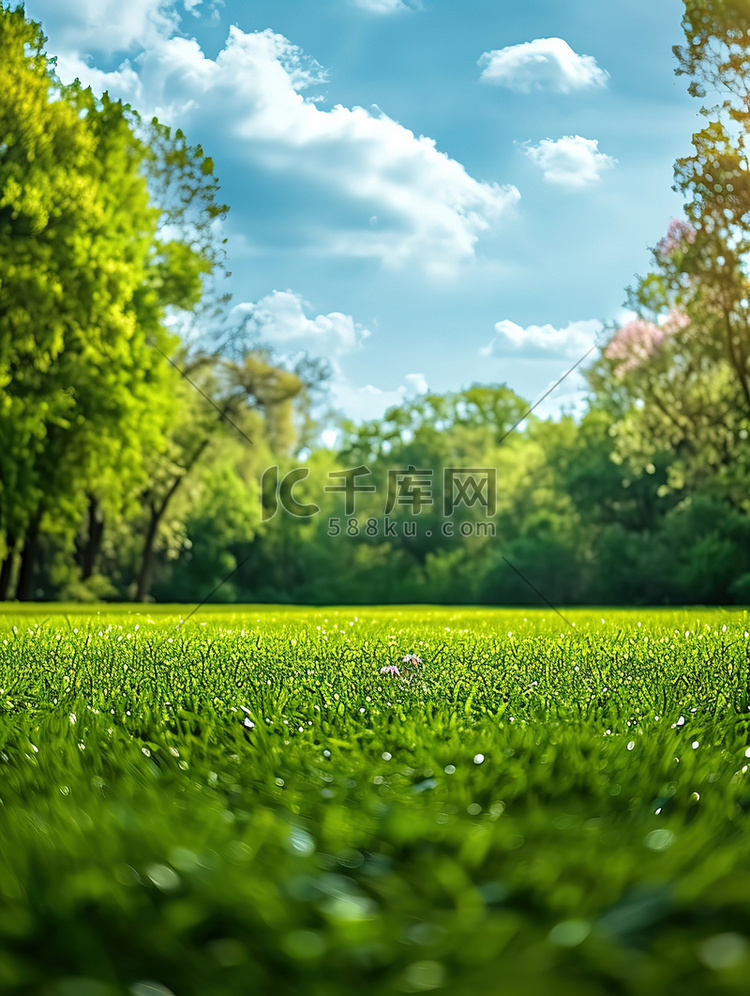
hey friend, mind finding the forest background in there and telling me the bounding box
[1,0,749,608]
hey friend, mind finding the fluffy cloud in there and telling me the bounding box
[332,374,428,422]
[480,318,604,419]
[480,318,603,361]
[27,0,177,53]
[230,291,370,360]
[54,56,144,100]
[352,0,420,11]
[531,380,590,419]
[403,372,428,395]
[521,135,616,188]
[48,25,518,275]
[229,291,428,422]
[478,37,609,94]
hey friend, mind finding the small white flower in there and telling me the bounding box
[380,665,401,676]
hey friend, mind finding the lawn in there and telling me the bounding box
[0,605,749,995]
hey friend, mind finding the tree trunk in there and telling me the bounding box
[133,434,214,602]
[16,517,40,602]
[0,532,16,601]
[134,504,161,602]
[722,306,750,420]
[81,496,104,581]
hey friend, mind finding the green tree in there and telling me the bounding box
[588,0,750,514]
[0,7,226,599]
[132,348,305,602]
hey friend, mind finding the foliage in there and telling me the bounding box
[3,0,750,608]
[0,6,226,600]
[586,0,750,513]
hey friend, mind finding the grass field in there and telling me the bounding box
[1,604,750,995]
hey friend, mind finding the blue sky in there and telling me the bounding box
[24,0,698,428]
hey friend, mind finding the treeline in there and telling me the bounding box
[1,2,749,606]
[0,7,314,603]
[144,386,750,607]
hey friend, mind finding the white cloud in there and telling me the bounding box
[478,37,609,94]
[54,55,144,100]
[230,291,370,360]
[404,372,428,396]
[521,135,616,188]
[48,25,519,275]
[229,292,429,422]
[332,374,428,421]
[27,0,177,54]
[352,0,417,10]
[531,379,590,420]
[183,0,224,22]
[479,320,600,419]
[480,318,602,361]
[27,0,225,49]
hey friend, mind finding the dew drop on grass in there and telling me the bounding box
[145,864,180,892]
[473,754,485,764]
[400,961,445,991]
[548,919,590,948]
[697,933,749,970]
[644,829,675,851]
[281,930,326,961]
[287,828,315,856]
[130,983,177,996]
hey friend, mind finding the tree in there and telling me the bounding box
[587,0,750,513]
[131,348,305,602]
[0,6,226,599]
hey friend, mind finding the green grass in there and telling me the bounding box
[0,605,749,995]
